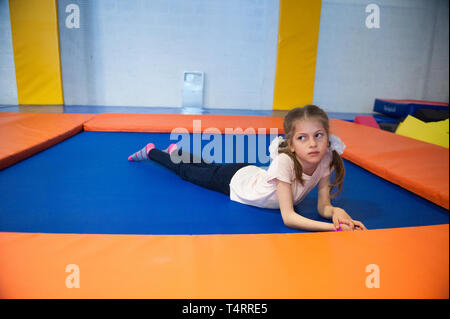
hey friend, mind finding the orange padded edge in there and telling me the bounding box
[0,113,95,170]
[330,119,449,209]
[0,224,447,298]
[83,113,285,134]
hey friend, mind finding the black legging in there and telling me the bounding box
[148,149,251,195]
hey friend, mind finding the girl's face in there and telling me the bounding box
[289,118,328,172]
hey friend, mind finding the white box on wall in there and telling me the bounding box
[182,71,204,108]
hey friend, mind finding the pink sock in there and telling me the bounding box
[167,143,178,155]
[128,143,155,161]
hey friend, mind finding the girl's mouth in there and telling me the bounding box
[308,151,320,156]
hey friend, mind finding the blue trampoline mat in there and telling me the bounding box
[0,131,448,235]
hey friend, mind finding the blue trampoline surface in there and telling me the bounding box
[0,131,448,235]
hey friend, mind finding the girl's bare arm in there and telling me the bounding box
[276,179,334,232]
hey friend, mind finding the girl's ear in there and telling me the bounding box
[288,139,295,153]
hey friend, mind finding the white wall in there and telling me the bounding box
[313,0,449,113]
[2,0,448,112]
[423,0,449,102]
[0,0,18,105]
[58,0,280,109]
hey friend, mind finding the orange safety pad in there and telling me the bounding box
[83,113,285,134]
[0,113,94,170]
[330,119,449,210]
[0,225,447,298]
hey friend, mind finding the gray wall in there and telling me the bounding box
[1,0,448,112]
[314,0,449,113]
[424,0,449,101]
[0,0,18,105]
[57,0,280,109]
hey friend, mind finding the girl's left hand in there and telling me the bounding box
[332,207,355,230]
[352,220,367,231]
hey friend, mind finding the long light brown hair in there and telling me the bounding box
[278,105,345,198]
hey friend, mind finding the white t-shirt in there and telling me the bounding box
[229,151,333,209]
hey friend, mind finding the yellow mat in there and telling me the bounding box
[396,116,449,148]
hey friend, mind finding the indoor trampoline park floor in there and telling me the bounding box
[0,106,448,298]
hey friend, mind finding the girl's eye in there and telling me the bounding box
[316,133,323,138]
[298,136,306,141]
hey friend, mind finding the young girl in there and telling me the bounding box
[128,105,367,232]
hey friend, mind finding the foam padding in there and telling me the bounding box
[9,0,64,104]
[0,224,447,298]
[414,108,449,123]
[396,115,449,148]
[1,131,447,235]
[374,98,448,118]
[0,112,94,170]
[330,119,449,209]
[272,0,322,109]
[83,113,284,134]
[354,115,380,129]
